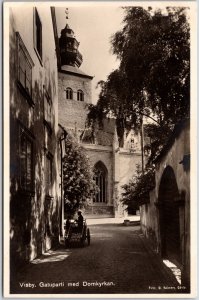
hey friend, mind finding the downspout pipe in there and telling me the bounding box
[58,124,68,236]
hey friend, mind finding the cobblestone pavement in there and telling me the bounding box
[10,222,185,295]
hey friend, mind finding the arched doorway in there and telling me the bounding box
[93,161,108,203]
[158,166,181,267]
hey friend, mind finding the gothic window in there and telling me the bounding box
[19,127,34,191]
[34,7,42,61]
[77,89,84,101]
[93,162,107,203]
[16,32,34,101]
[66,88,73,100]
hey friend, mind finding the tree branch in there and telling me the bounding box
[137,111,161,125]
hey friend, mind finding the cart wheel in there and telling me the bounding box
[87,228,90,246]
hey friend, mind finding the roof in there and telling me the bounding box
[61,24,74,36]
[60,65,93,79]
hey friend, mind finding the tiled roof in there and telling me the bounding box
[60,65,93,79]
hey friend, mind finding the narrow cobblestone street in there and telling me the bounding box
[10,220,184,295]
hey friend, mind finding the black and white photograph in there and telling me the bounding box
[3,1,197,297]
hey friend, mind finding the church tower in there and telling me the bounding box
[58,15,116,218]
[59,23,83,68]
[57,11,142,218]
[58,16,93,141]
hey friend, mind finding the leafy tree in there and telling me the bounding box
[112,6,190,126]
[143,123,172,165]
[63,137,96,216]
[88,6,190,151]
[87,70,139,147]
[87,7,190,209]
[121,166,156,208]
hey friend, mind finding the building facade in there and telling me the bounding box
[57,21,142,218]
[9,6,61,267]
[140,120,190,287]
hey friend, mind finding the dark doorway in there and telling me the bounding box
[158,166,181,267]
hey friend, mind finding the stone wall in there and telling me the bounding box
[117,150,142,197]
[58,97,88,131]
[140,121,190,286]
[58,71,92,131]
[114,150,142,217]
[59,71,92,103]
[9,6,60,266]
[140,189,159,253]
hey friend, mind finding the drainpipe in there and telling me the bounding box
[59,126,68,237]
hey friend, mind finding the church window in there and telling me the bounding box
[16,32,34,103]
[66,88,73,100]
[77,90,84,101]
[93,162,107,203]
[34,8,42,62]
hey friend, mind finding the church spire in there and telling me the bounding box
[65,8,69,20]
[59,8,83,68]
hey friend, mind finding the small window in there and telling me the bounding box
[66,88,73,100]
[44,89,52,130]
[77,90,84,101]
[45,152,53,196]
[16,33,34,100]
[19,128,34,191]
[34,8,42,61]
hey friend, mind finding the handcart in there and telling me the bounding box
[64,219,90,248]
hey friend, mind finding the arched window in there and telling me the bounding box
[93,161,107,203]
[66,88,73,100]
[77,89,84,101]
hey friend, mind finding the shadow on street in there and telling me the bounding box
[10,223,189,295]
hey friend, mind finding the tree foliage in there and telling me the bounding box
[143,123,172,165]
[121,166,156,208]
[87,6,190,151]
[112,6,190,125]
[63,137,96,216]
[87,6,190,209]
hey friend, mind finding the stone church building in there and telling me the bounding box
[57,21,142,218]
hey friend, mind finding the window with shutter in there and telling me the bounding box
[16,32,34,102]
[34,7,42,62]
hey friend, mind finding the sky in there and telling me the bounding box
[55,5,125,104]
[55,4,192,105]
